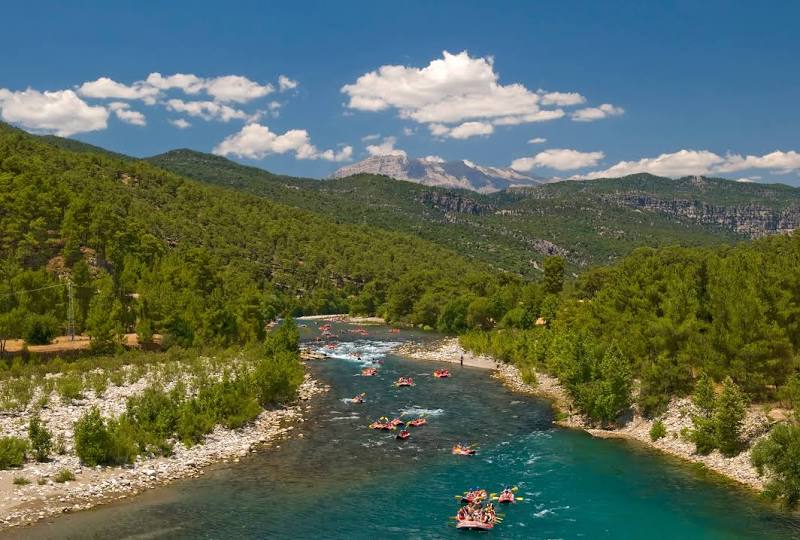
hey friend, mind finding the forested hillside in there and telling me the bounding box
[0,123,509,350]
[150,150,752,275]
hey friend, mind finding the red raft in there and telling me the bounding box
[456,519,494,531]
[394,377,414,387]
[396,430,410,440]
[361,367,378,377]
[407,417,427,427]
[433,369,450,378]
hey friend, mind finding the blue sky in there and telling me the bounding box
[1,0,799,183]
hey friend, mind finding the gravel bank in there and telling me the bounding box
[0,374,328,531]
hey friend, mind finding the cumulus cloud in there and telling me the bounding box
[278,75,298,92]
[213,123,350,161]
[165,99,250,122]
[366,136,407,158]
[342,50,602,135]
[576,149,800,179]
[80,73,274,104]
[79,77,159,104]
[436,122,494,139]
[539,91,586,106]
[169,118,191,129]
[511,148,604,171]
[204,75,273,103]
[715,150,800,174]
[145,73,205,94]
[0,88,108,136]
[571,103,624,122]
[109,102,146,126]
[528,137,547,144]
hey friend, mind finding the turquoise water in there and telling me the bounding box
[10,324,800,539]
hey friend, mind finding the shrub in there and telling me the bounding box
[649,420,667,441]
[56,373,84,403]
[74,407,112,466]
[752,423,800,508]
[28,415,52,461]
[24,314,59,345]
[54,469,75,483]
[253,351,304,405]
[13,476,30,486]
[176,399,215,446]
[0,437,28,469]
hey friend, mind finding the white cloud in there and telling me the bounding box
[528,137,547,144]
[109,102,146,126]
[715,150,800,174]
[578,149,800,179]
[166,99,250,122]
[0,88,108,136]
[571,103,624,122]
[511,148,604,172]
[361,133,381,141]
[538,91,586,106]
[169,118,191,129]
[493,109,565,125]
[81,73,273,104]
[278,75,298,92]
[402,127,414,136]
[342,50,599,134]
[145,73,205,94]
[447,121,494,139]
[213,123,349,161]
[366,136,407,158]
[422,155,445,163]
[78,77,160,104]
[204,75,273,103]
[428,123,450,137]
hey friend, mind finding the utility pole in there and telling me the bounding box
[66,279,75,341]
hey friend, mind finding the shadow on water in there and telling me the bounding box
[8,323,800,539]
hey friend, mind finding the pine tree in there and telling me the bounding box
[714,377,747,456]
[691,373,717,454]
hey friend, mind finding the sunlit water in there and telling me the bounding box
[10,323,800,539]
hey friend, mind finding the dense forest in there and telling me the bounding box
[0,122,510,351]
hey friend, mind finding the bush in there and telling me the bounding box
[0,437,28,469]
[74,407,112,466]
[28,415,52,461]
[253,351,304,405]
[649,420,667,441]
[752,423,800,508]
[13,476,30,486]
[24,314,60,345]
[54,469,75,483]
[56,373,84,403]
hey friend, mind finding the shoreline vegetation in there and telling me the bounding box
[398,337,769,492]
[0,321,326,531]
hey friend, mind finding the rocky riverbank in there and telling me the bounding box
[402,337,771,492]
[0,374,327,531]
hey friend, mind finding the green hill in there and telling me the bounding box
[0,123,505,348]
[149,150,782,274]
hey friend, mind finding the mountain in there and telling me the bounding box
[331,154,544,193]
[149,149,749,275]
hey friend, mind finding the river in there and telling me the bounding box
[9,323,800,539]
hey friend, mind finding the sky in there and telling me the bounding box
[1,0,799,184]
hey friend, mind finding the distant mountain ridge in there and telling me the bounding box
[332,154,545,193]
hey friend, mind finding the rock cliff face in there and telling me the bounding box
[417,191,494,215]
[605,194,800,238]
[332,155,544,193]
